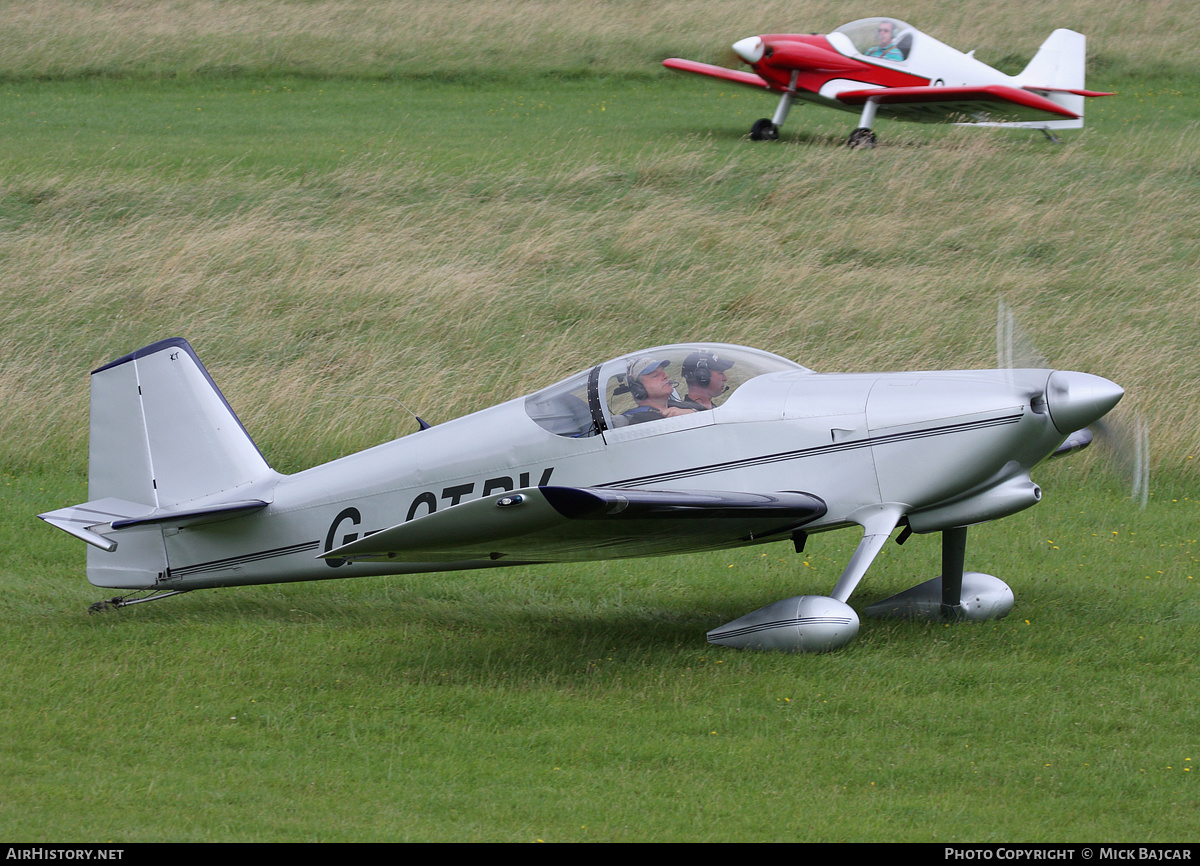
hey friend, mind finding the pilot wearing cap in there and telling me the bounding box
[681,350,734,410]
[621,357,697,424]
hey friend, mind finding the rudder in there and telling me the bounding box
[41,338,275,589]
[1013,29,1087,126]
[88,338,272,508]
[1017,29,1086,91]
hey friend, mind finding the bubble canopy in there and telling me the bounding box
[525,343,808,437]
[832,17,917,60]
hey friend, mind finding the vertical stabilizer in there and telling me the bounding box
[1012,29,1087,126]
[40,338,276,589]
[1017,29,1086,91]
[88,338,272,508]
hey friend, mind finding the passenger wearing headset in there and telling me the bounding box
[681,350,734,410]
[621,357,698,424]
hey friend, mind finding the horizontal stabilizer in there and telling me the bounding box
[40,497,269,550]
[1023,86,1112,98]
[111,499,269,529]
[324,486,826,564]
[38,498,146,552]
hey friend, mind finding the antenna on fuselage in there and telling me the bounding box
[334,394,432,431]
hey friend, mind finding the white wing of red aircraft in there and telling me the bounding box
[40,332,1125,652]
[663,17,1112,146]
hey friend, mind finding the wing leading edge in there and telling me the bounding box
[322,486,827,565]
[661,58,772,92]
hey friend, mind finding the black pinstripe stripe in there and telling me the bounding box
[602,413,1023,488]
[708,615,857,641]
[171,540,321,577]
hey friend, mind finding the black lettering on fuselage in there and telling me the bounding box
[520,467,555,488]
[406,491,438,521]
[441,483,474,506]
[482,476,514,497]
[324,466,556,565]
[323,506,362,568]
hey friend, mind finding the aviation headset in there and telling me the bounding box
[624,358,669,402]
[684,351,730,388]
[688,356,714,387]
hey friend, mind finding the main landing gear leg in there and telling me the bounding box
[706,506,905,652]
[847,97,880,148]
[750,92,794,141]
[940,525,967,621]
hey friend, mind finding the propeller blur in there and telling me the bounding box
[998,298,1149,508]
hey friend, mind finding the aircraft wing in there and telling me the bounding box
[322,486,827,564]
[662,59,773,92]
[835,84,1082,123]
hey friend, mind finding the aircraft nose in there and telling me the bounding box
[1045,371,1124,435]
[733,36,764,64]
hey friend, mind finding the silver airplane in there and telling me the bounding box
[39,334,1123,651]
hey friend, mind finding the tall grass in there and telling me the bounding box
[0,0,1192,81]
[2,111,1196,476]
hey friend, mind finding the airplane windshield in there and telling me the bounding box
[525,343,806,437]
[834,17,916,61]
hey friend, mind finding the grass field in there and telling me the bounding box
[2,0,1198,842]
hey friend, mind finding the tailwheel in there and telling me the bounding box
[87,589,192,612]
[847,127,877,149]
[750,118,779,141]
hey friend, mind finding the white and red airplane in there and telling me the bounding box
[663,17,1112,146]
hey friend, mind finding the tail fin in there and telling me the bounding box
[87,338,271,507]
[40,338,275,588]
[1010,29,1088,129]
[1017,29,1086,92]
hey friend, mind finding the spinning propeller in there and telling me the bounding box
[997,299,1149,507]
